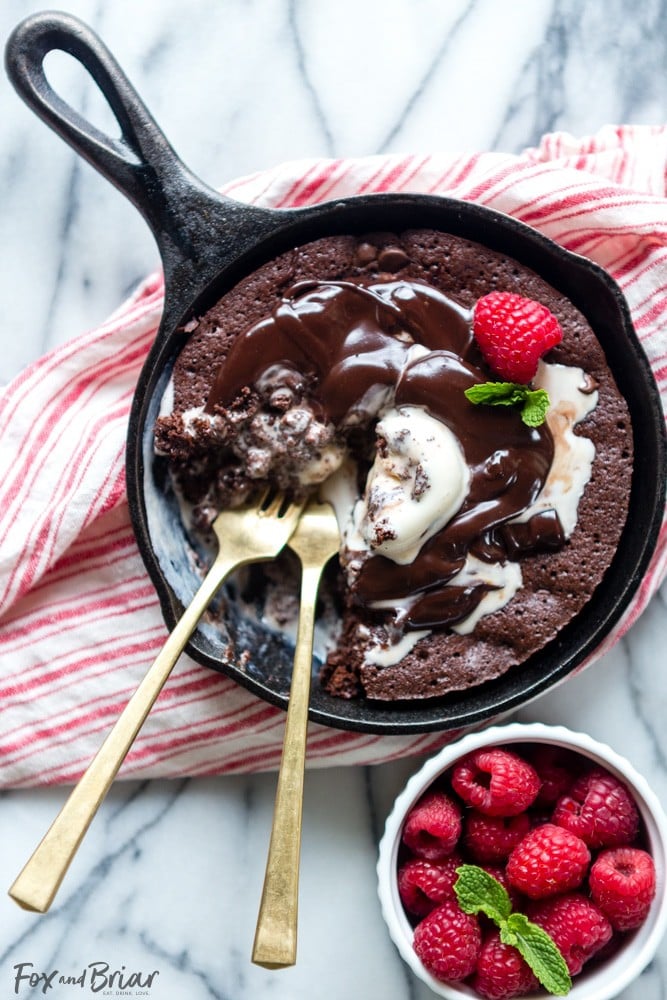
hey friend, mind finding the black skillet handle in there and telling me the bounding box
[4,11,278,311]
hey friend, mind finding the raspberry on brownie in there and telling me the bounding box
[472,291,564,383]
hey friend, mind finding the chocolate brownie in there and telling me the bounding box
[154,230,633,701]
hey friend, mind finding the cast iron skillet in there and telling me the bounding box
[6,12,666,734]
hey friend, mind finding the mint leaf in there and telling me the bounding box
[464,381,551,427]
[453,865,572,996]
[521,388,551,427]
[501,912,572,996]
[454,864,512,924]
[464,381,527,407]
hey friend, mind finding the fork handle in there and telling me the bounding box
[252,563,324,969]
[8,550,239,914]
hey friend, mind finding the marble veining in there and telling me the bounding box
[1,0,667,997]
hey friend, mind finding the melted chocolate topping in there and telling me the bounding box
[206,279,559,630]
[207,279,473,423]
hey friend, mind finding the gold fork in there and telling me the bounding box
[8,491,304,914]
[252,499,340,968]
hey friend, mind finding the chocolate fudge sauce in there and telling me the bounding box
[205,279,558,630]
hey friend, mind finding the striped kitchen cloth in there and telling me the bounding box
[1,124,666,788]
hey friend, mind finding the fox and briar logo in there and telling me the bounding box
[13,962,159,995]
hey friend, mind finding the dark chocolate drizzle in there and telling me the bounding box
[206,279,560,631]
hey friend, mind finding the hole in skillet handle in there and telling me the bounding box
[3,9,282,334]
[6,15,666,736]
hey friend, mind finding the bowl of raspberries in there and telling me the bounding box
[377,722,667,999]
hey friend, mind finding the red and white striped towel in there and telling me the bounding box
[1,125,666,788]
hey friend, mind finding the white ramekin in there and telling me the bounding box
[377,722,667,1000]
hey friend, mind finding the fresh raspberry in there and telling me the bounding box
[397,854,462,917]
[464,811,531,863]
[506,823,590,898]
[528,893,612,975]
[589,846,657,931]
[472,291,563,383]
[413,899,481,982]
[527,744,580,806]
[401,790,462,860]
[471,931,539,999]
[451,747,540,817]
[552,767,639,847]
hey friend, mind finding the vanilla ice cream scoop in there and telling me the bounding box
[353,405,470,565]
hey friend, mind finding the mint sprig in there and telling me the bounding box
[453,863,513,925]
[464,381,551,427]
[501,913,572,996]
[454,864,572,996]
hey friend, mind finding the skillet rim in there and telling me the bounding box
[125,191,667,734]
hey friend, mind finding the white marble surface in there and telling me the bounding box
[1,1,667,998]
